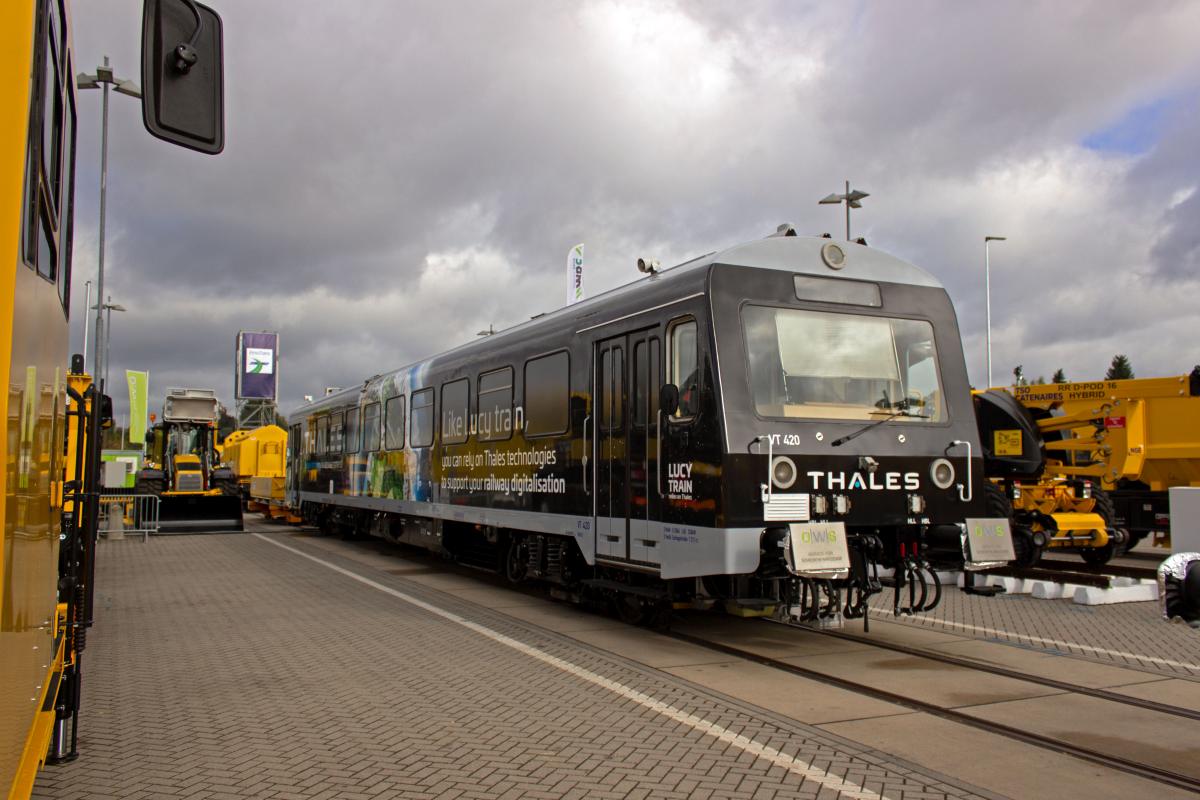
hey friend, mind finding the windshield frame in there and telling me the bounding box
[738,300,950,425]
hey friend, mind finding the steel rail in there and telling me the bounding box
[668,628,1200,794]
[802,623,1200,722]
[1033,559,1158,579]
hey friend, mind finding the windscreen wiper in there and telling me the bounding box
[830,400,930,447]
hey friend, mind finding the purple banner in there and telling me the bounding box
[236,331,278,400]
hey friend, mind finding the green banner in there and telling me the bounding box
[126,370,149,444]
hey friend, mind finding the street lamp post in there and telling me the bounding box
[984,235,1007,388]
[101,297,127,390]
[819,180,870,240]
[77,56,141,392]
[81,280,92,366]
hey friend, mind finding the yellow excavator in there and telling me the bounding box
[135,388,243,532]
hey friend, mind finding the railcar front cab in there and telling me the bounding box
[691,235,1013,619]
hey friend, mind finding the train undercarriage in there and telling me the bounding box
[300,502,955,628]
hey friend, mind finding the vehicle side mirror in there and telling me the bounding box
[99,394,114,427]
[659,384,679,417]
[141,0,225,154]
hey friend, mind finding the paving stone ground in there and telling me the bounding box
[33,525,999,800]
[865,570,1200,679]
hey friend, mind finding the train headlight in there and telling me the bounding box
[930,458,955,490]
[771,456,798,489]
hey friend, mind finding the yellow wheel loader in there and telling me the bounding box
[135,388,243,532]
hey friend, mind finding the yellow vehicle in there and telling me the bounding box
[1,2,86,795]
[974,389,1113,565]
[3,2,224,795]
[137,388,243,532]
[222,424,294,519]
[975,369,1200,565]
[1013,369,1200,552]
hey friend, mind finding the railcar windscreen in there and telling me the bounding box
[743,305,946,422]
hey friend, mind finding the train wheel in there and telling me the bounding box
[1010,527,1042,567]
[1080,542,1116,566]
[1090,488,1129,554]
[645,600,672,631]
[984,482,1040,566]
[504,535,529,584]
[613,594,647,625]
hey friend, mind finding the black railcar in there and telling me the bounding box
[289,231,1013,621]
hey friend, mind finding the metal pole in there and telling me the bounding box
[104,298,112,390]
[81,280,92,367]
[93,56,110,393]
[985,241,992,388]
[844,179,851,240]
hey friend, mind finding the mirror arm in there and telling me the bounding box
[174,0,205,73]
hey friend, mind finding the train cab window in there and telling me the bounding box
[441,379,469,444]
[668,319,699,419]
[363,402,381,451]
[742,305,946,423]
[344,407,360,454]
[410,389,434,448]
[478,367,513,442]
[384,395,405,450]
[524,351,569,437]
[329,411,344,454]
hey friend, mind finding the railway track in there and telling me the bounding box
[669,621,1200,793]
[980,559,1159,588]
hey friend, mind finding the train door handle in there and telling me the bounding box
[656,410,663,498]
[582,414,590,494]
[949,439,972,502]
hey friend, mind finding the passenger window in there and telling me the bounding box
[441,378,469,444]
[525,351,569,437]
[38,209,56,283]
[363,402,381,451]
[410,389,435,448]
[385,395,405,450]
[344,407,360,454]
[316,416,328,455]
[57,62,75,312]
[668,319,699,419]
[42,32,63,214]
[329,412,344,455]
[478,367,513,442]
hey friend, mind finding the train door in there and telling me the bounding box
[286,423,302,505]
[594,328,662,566]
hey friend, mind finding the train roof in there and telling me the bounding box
[291,232,943,414]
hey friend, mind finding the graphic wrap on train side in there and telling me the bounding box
[291,233,1014,623]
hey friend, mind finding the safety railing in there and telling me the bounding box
[97,490,161,541]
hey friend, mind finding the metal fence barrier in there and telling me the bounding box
[97,490,161,541]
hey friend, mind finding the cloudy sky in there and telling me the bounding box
[70,1,1200,422]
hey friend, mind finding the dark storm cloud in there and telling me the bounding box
[69,1,1200,419]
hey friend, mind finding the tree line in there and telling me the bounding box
[1011,354,1134,387]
